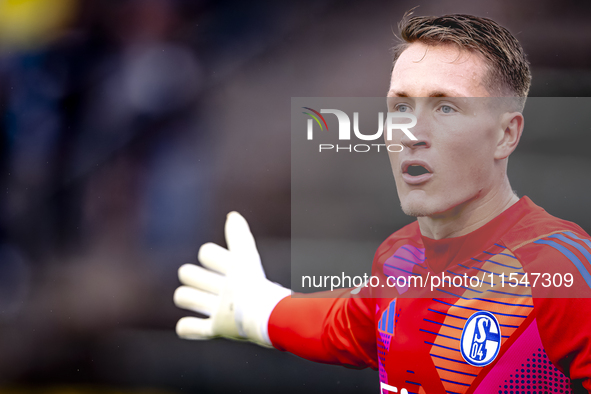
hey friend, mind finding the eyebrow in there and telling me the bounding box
[387,90,461,97]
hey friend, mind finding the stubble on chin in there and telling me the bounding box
[400,202,430,218]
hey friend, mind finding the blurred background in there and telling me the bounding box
[0,0,590,393]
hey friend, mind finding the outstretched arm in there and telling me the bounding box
[173,212,378,370]
[269,290,378,369]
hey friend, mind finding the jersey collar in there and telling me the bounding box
[420,196,540,273]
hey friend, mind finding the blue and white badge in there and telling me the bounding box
[460,311,501,367]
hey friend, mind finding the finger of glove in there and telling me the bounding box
[176,316,214,339]
[198,243,230,275]
[225,212,264,277]
[174,286,219,316]
[178,264,224,295]
[225,212,259,257]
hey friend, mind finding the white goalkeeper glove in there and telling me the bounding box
[174,211,291,347]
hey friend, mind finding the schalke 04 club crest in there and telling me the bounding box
[460,311,501,367]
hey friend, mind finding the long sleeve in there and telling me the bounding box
[268,289,378,369]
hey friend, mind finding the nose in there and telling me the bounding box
[401,135,429,149]
[400,118,430,149]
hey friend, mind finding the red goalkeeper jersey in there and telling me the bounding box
[269,197,591,393]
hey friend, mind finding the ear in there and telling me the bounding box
[495,112,524,160]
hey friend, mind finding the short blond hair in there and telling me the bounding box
[393,13,532,109]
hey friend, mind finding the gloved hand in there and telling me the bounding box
[174,211,291,347]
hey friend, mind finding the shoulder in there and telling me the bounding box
[502,197,591,294]
[502,196,590,258]
[502,196,588,252]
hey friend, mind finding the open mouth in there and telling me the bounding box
[401,161,433,184]
[406,164,431,177]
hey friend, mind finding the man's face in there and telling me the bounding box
[387,42,506,218]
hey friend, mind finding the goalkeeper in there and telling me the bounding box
[174,13,591,393]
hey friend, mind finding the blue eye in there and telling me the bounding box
[396,104,410,112]
[440,105,454,113]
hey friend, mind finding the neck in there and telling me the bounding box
[417,177,519,240]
